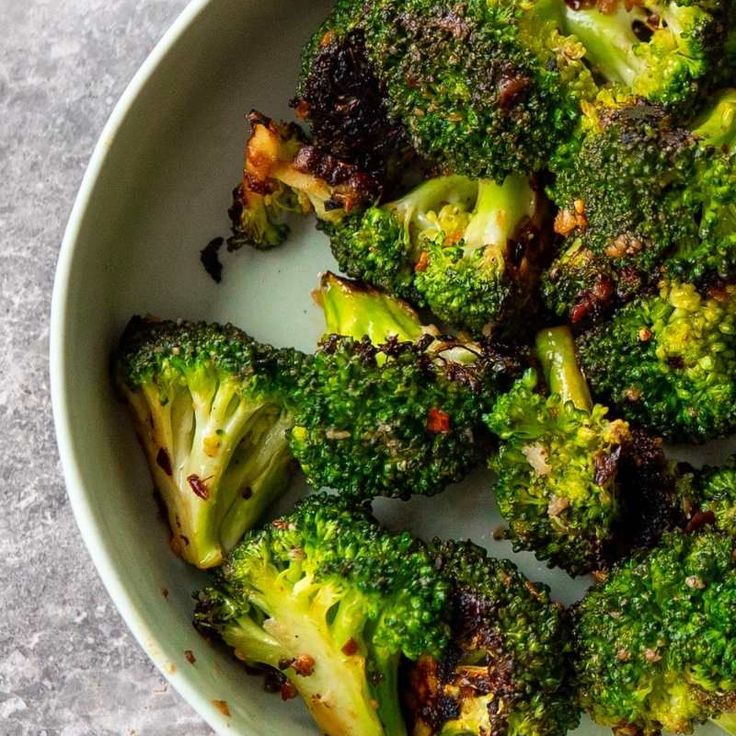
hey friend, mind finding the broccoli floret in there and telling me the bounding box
[194,493,449,736]
[324,174,549,334]
[113,317,302,568]
[361,0,595,180]
[228,111,380,251]
[544,93,736,324]
[403,540,580,736]
[561,0,730,107]
[573,531,736,735]
[678,457,736,538]
[577,280,736,442]
[292,0,413,181]
[289,334,512,500]
[485,326,678,575]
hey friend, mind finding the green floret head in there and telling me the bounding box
[114,317,303,568]
[289,334,505,500]
[678,458,736,538]
[363,0,595,180]
[561,0,730,107]
[194,493,449,736]
[573,531,736,735]
[577,280,736,442]
[323,175,478,305]
[403,540,580,736]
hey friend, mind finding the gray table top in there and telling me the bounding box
[1,2,212,733]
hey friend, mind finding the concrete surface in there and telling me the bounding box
[0,2,213,733]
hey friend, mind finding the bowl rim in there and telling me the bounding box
[49,1,232,733]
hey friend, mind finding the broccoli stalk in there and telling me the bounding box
[535,326,593,411]
[717,714,736,734]
[114,317,300,568]
[692,87,736,148]
[194,494,449,736]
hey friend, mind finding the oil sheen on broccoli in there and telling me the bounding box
[403,540,580,736]
[323,173,550,334]
[577,280,736,442]
[194,493,449,736]
[544,90,736,324]
[486,326,677,575]
[114,317,302,568]
[574,531,736,735]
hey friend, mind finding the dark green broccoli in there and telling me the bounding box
[677,457,736,538]
[560,0,731,107]
[544,91,736,324]
[113,317,302,569]
[403,540,580,736]
[289,333,513,500]
[194,493,449,736]
[485,326,678,575]
[573,531,736,735]
[228,111,380,251]
[576,280,736,442]
[324,173,550,334]
[360,0,596,180]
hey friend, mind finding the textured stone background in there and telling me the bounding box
[0,2,213,733]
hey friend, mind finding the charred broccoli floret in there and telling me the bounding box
[485,326,677,575]
[289,334,513,500]
[324,173,549,334]
[573,531,736,735]
[194,494,449,736]
[678,457,736,538]
[544,91,736,324]
[577,280,736,442]
[114,317,301,568]
[361,0,595,180]
[228,111,380,251]
[292,0,413,181]
[403,540,580,736]
[560,0,730,107]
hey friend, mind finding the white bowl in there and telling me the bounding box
[50,1,733,734]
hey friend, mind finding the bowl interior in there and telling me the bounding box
[52,1,733,734]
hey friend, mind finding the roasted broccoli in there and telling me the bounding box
[324,173,550,334]
[577,280,736,442]
[573,531,736,735]
[486,326,677,575]
[114,317,301,568]
[560,0,731,107]
[359,0,595,180]
[544,91,736,324]
[403,539,579,736]
[289,333,511,500]
[194,493,449,736]
[228,111,380,251]
[677,457,736,538]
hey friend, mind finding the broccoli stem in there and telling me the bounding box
[692,88,736,150]
[562,5,646,87]
[535,327,593,412]
[715,714,736,735]
[463,175,537,257]
[317,271,424,344]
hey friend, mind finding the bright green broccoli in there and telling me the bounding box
[403,539,580,736]
[485,326,678,575]
[323,173,549,334]
[576,280,736,442]
[573,531,736,735]
[289,333,513,500]
[544,91,736,324]
[113,317,302,569]
[360,0,595,180]
[194,493,449,736]
[560,0,730,107]
[677,457,736,538]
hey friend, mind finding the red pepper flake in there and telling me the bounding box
[341,639,359,656]
[685,510,716,534]
[156,448,173,476]
[427,408,451,433]
[187,474,209,500]
[281,682,299,701]
[415,251,430,272]
[212,700,231,717]
[293,655,316,677]
[184,650,196,665]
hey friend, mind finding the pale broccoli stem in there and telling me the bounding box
[692,88,736,149]
[715,713,736,735]
[536,326,593,412]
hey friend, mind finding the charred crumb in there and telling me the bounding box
[200,237,225,283]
